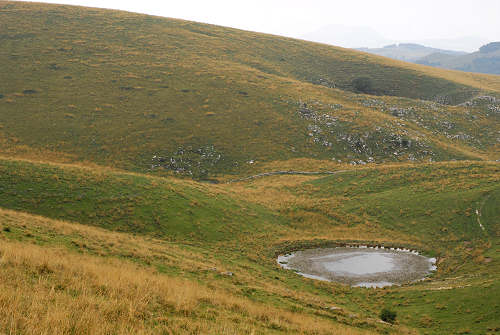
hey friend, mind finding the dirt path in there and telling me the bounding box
[476,193,493,233]
[227,170,349,183]
[475,209,485,231]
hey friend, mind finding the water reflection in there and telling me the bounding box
[278,247,436,287]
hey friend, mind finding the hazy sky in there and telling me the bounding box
[23,0,500,51]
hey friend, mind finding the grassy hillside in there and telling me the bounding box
[0,157,284,244]
[1,157,499,334]
[1,1,499,177]
[0,208,378,335]
[228,161,500,334]
[1,2,500,334]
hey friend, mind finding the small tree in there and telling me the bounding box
[380,308,397,324]
[352,77,374,94]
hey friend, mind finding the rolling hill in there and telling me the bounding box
[1,157,499,334]
[1,2,500,335]
[1,1,500,178]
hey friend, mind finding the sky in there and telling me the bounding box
[22,0,500,51]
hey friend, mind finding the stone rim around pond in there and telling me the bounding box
[277,246,437,288]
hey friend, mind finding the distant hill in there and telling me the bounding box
[360,42,500,75]
[417,42,500,75]
[357,43,466,63]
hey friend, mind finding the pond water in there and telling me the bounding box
[277,247,436,288]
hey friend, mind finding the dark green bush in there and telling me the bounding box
[352,77,374,94]
[380,308,397,324]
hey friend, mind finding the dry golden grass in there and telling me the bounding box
[0,239,376,335]
[1,0,499,177]
[0,158,496,334]
[0,208,397,335]
[224,160,500,250]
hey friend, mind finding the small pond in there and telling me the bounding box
[277,247,436,288]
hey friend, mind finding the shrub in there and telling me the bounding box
[352,77,374,94]
[380,308,397,324]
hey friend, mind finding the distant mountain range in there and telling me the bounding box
[301,25,488,52]
[300,25,498,75]
[358,42,500,75]
[357,44,467,63]
[416,42,500,75]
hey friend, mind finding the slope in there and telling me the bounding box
[0,157,499,334]
[227,161,500,334]
[0,208,379,335]
[1,1,500,177]
[0,157,284,244]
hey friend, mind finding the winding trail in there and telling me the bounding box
[227,170,349,183]
[475,209,485,231]
[476,193,493,233]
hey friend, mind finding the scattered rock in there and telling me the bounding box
[152,145,223,178]
[48,63,61,70]
[312,78,336,88]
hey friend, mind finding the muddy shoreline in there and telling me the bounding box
[278,247,436,287]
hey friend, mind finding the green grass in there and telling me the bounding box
[1,2,500,334]
[0,1,499,176]
[280,163,500,334]
[0,158,285,243]
[295,163,499,253]
[1,157,499,334]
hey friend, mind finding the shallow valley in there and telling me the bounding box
[0,2,499,334]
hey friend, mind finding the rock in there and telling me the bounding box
[299,107,313,116]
